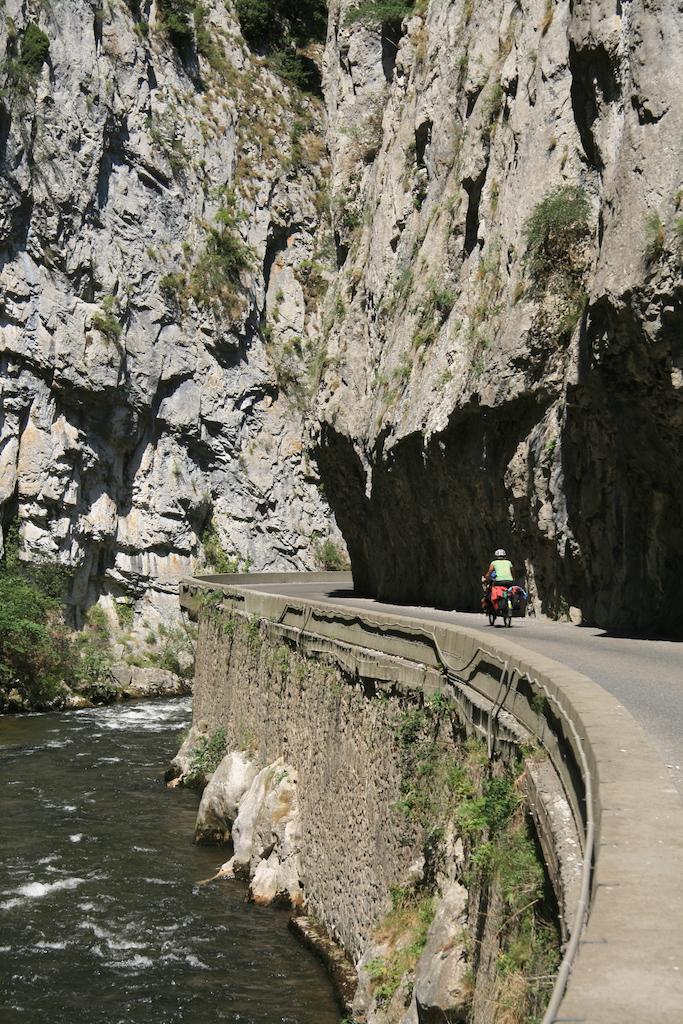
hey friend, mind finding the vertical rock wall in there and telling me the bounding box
[313,0,683,634]
[2,0,680,635]
[0,0,339,625]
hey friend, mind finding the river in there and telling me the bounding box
[0,698,341,1024]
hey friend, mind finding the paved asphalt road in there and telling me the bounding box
[244,579,683,798]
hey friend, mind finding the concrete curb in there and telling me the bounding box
[180,573,683,1023]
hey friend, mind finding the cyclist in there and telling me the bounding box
[483,548,514,586]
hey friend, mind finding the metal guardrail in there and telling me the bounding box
[180,572,683,1023]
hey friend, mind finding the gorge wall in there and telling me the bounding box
[1,0,681,635]
[313,0,683,635]
[0,0,339,627]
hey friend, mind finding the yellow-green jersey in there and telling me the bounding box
[488,559,514,582]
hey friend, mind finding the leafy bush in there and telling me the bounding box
[346,0,414,25]
[0,527,119,707]
[158,0,194,50]
[236,0,327,50]
[115,600,135,630]
[146,109,188,174]
[187,728,227,781]
[367,885,436,1005]
[91,295,122,343]
[388,696,559,1020]
[522,186,592,342]
[2,525,73,601]
[315,537,350,571]
[235,0,272,47]
[267,50,322,92]
[72,606,115,699]
[189,201,254,310]
[246,615,262,650]
[193,2,228,71]
[528,183,589,286]
[200,518,251,574]
[235,0,327,92]
[145,621,196,679]
[3,22,50,95]
[159,272,186,305]
[425,279,456,321]
[482,81,504,139]
[523,185,591,289]
[20,23,50,75]
[0,572,70,705]
[407,278,456,352]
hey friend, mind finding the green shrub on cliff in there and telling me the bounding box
[523,185,591,289]
[158,0,195,51]
[235,0,327,92]
[367,887,436,1005]
[193,3,227,71]
[200,517,251,574]
[387,698,559,1019]
[19,23,50,75]
[346,0,415,26]
[91,295,123,344]
[2,21,50,95]
[189,200,254,312]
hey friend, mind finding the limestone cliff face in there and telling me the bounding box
[2,0,681,635]
[0,0,338,623]
[314,0,683,634]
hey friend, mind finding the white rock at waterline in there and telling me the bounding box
[231,761,285,872]
[250,849,303,908]
[195,751,258,842]
[111,667,188,700]
[166,722,208,783]
[229,758,303,906]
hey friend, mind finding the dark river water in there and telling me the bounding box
[0,698,341,1024]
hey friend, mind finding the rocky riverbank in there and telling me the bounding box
[0,0,341,629]
[0,529,196,713]
[0,664,191,714]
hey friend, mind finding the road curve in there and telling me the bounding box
[242,578,683,799]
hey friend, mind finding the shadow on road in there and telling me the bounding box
[578,623,683,643]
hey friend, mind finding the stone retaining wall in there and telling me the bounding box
[191,610,424,961]
[184,599,574,1024]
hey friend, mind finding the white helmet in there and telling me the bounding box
[494,548,507,558]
